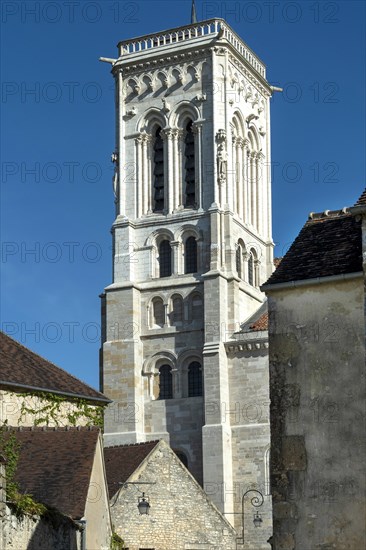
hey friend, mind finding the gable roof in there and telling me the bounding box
[0,331,110,403]
[4,426,100,519]
[104,441,160,497]
[263,210,362,287]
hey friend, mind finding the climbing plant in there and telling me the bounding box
[110,531,127,550]
[0,422,47,516]
[16,391,104,427]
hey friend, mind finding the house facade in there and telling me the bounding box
[262,191,366,549]
[105,439,238,550]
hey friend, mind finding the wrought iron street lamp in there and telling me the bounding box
[137,492,150,515]
[236,489,264,548]
[118,481,156,514]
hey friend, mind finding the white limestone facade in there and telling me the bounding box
[101,19,274,546]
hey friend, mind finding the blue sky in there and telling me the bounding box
[1,0,365,390]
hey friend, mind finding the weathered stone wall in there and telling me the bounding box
[1,505,81,550]
[0,390,100,427]
[267,278,365,549]
[111,440,238,550]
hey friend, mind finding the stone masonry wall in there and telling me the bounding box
[111,440,238,550]
[0,390,100,427]
[1,505,81,550]
[267,278,365,549]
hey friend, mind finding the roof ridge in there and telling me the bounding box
[0,331,107,401]
[4,425,101,432]
[355,188,366,206]
[105,440,160,450]
[307,208,349,221]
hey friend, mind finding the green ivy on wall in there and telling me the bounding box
[16,391,104,427]
[0,422,47,516]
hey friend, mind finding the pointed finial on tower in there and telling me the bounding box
[191,0,197,23]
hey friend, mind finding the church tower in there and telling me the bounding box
[101,17,273,546]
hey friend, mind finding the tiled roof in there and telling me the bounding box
[249,311,268,331]
[3,427,100,518]
[104,441,160,497]
[263,211,362,286]
[237,302,268,334]
[0,331,109,402]
[355,188,366,205]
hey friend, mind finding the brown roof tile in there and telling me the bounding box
[0,331,109,402]
[104,441,160,497]
[3,427,100,518]
[263,211,362,286]
[249,312,268,331]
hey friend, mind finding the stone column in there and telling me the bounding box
[141,134,150,216]
[162,129,174,213]
[170,240,180,275]
[134,134,143,218]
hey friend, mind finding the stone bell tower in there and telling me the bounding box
[100,17,274,546]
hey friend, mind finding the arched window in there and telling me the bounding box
[171,296,183,325]
[159,240,172,277]
[158,364,173,399]
[174,450,188,468]
[153,127,164,212]
[236,243,242,278]
[153,298,164,327]
[184,120,195,207]
[188,361,202,397]
[184,236,197,274]
[191,294,203,320]
[248,249,256,286]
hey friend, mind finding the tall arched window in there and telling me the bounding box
[236,243,242,278]
[153,127,164,212]
[152,298,165,327]
[159,365,173,399]
[248,248,256,286]
[188,361,202,397]
[184,121,195,207]
[184,236,197,274]
[159,240,172,277]
[171,296,183,325]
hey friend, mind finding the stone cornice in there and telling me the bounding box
[225,337,269,354]
[117,49,211,79]
[112,210,209,230]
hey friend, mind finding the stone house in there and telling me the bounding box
[104,438,238,550]
[262,190,366,549]
[1,426,112,549]
[0,331,113,549]
[0,330,110,426]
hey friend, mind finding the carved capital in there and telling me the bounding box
[160,128,174,141]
